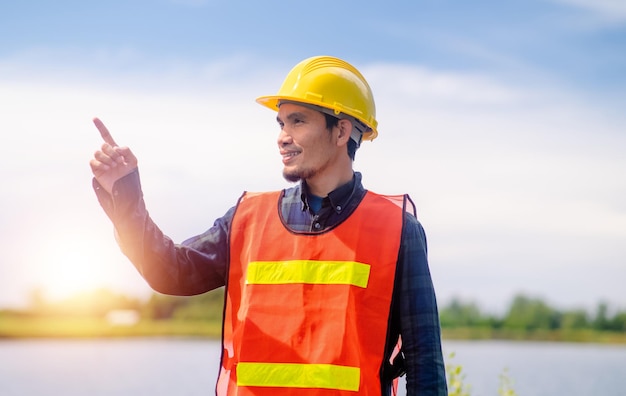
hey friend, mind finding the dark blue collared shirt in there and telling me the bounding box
[94,171,447,396]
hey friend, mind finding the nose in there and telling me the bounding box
[277,128,293,147]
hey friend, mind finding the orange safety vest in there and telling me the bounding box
[217,190,405,396]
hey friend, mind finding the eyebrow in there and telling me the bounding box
[276,111,309,124]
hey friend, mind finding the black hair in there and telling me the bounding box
[323,113,357,161]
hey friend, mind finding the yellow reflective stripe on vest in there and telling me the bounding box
[236,362,360,391]
[246,260,370,288]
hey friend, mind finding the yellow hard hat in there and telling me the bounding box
[256,56,378,141]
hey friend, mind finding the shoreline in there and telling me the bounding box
[2,317,625,344]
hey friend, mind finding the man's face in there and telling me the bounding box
[276,103,340,183]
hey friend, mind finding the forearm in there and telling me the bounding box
[399,216,448,396]
[401,284,447,396]
[93,170,228,295]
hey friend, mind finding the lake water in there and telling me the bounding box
[1,338,624,395]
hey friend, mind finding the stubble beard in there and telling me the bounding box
[283,166,316,183]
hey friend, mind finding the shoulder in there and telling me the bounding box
[402,210,426,238]
[364,191,421,222]
[403,210,424,232]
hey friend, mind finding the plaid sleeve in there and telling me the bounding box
[96,169,231,295]
[397,213,448,396]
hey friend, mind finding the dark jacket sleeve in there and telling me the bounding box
[397,213,448,395]
[93,170,232,296]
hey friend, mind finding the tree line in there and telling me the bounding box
[5,288,626,334]
[440,294,626,333]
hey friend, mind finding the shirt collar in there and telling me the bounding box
[300,172,361,214]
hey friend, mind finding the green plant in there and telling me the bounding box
[446,353,518,396]
[498,368,518,396]
[446,353,471,396]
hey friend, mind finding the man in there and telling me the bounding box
[90,55,447,396]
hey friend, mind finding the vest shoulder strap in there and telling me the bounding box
[367,192,417,218]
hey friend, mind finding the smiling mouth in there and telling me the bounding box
[281,151,301,162]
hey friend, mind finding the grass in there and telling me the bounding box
[0,316,222,339]
[2,316,625,344]
[441,326,626,344]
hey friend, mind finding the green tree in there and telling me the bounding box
[502,294,559,330]
[607,310,626,332]
[440,298,485,328]
[142,293,189,320]
[560,309,589,330]
[592,301,610,331]
[173,288,225,321]
[143,287,225,321]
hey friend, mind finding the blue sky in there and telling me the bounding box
[3,0,625,93]
[1,0,624,311]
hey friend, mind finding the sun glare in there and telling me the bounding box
[38,239,111,303]
[48,252,99,300]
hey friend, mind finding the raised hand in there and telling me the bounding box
[90,117,138,195]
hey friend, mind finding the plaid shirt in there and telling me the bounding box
[95,171,447,396]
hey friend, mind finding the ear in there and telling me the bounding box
[336,119,353,147]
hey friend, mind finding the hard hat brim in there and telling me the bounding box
[256,95,378,141]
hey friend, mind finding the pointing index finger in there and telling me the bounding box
[93,117,118,147]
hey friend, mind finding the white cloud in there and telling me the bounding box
[358,62,626,309]
[550,0,626,22]
[1,57,624,311]
[365,64,527,106]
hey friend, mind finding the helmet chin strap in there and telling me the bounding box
[278,100,367,148]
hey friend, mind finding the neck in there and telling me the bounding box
[305,165,353,197]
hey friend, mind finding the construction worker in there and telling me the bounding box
[90,56,447,396]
